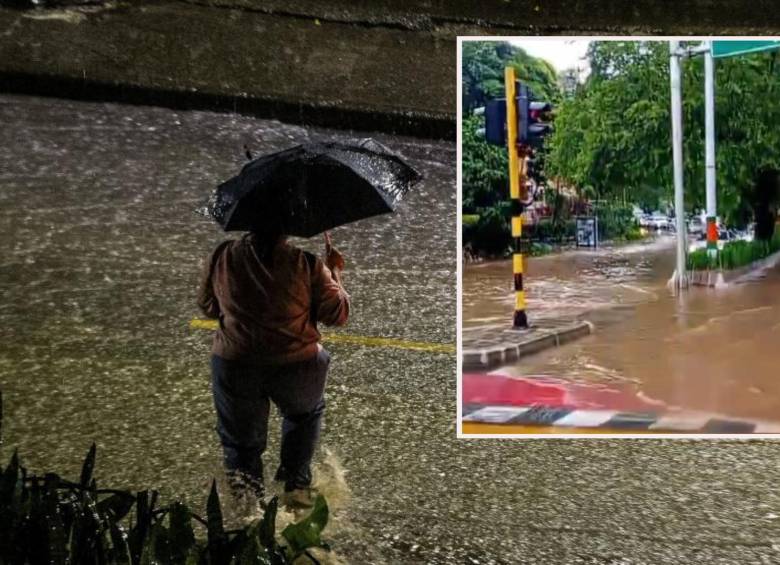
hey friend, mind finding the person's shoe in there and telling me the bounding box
[281,487,316,510]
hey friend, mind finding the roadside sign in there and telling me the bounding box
[576,216,598,248]
[712,40,780,58]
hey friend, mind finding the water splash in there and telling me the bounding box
[312,448,352,511]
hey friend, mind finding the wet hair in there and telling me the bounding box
[248,230,285,263]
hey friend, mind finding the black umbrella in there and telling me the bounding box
[204,139,422,237]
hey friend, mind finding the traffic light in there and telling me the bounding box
[517,84,553,147]
[473,83,553,148]
[474,99,507,146]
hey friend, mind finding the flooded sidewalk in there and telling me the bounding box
[463,235,780,423]
[462,319,592,370]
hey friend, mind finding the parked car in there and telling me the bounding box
[687,216,705,236]
[648,212,673,231]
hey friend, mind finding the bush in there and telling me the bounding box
[528,242,554,256]
[593,203,638,241]
[466,206,512,257]
[0,403,331,565]
[687,230,780,271]
[462,214,480,227]
[529,218,576,242]
[624,225,645,241]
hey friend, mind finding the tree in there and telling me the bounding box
[546,40,780,224]
[461,41,564,255]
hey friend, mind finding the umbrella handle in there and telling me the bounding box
[324,231,333,255]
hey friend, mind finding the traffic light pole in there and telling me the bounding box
[505,66,528,329]
[704,40,718,257]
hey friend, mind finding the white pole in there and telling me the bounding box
[669,41,688,290]
[704,40,718,258]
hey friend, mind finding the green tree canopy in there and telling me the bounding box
[461,41,562,215]
[462,41,562,112]
[546,41,780,223]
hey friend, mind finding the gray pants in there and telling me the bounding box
[210,348,329,492]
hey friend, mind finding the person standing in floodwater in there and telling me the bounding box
[197,230,349,508]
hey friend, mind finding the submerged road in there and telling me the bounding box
[464,236,780,423]
[3,95,780,563]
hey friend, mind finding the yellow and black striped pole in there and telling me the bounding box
[505,67,528,329]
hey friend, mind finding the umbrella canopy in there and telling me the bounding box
[204,139,421,237]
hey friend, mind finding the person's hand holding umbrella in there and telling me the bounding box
[323,231,345,283]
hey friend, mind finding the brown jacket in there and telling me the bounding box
[197,234,349,364]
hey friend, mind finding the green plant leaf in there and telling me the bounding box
[281,495,329,556]
[129,490,153,564]
[0,450,19,505]
[206,479,228,564]
[257,497,278,548]
[43,474,68,565]
[235,534,274,565]
[97,491,136,523]
[79,443,97,489]
[206,480,225,541]
[168,502,196,564]
[106,521,132,564]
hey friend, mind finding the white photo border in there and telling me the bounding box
[456,34,780,440]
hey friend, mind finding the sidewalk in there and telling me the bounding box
[462,319,593,370]
[3,2,779,139]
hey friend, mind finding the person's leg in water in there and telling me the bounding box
[211,355,270,499]
[269,348,330,507]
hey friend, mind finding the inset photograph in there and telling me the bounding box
[459,37,780,436]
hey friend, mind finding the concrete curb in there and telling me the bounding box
[462,320,593,370]
[690,248,780,288]
[0,2,455,139]
[5,2,780,139]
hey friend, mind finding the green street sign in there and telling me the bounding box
[712,40,780,58]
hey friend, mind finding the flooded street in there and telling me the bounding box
[5,95,780,563]
[0,94,455,562]
[464,236,780,422]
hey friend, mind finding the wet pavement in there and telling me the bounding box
[4,95,780,563]
[464,236,780,423]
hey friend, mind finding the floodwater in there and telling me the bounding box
[0,94,454,562]
[464,236,780,422]
[6,95,780,564]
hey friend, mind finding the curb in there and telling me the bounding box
[462,321,593,370]
[0,4,454,139]
[462,404,780,434]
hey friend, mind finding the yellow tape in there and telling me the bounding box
[511,216,522,238]
[515,291,526,310]
[513,253,523,274]
[188,319,455,354]
[462,422,655,435]
[190,319,219,330]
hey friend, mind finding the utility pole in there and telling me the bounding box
[669,40,689,290]
[704,40,719,258]
[505,66,528,328]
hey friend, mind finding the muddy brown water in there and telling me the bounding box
[464,236,780,422]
